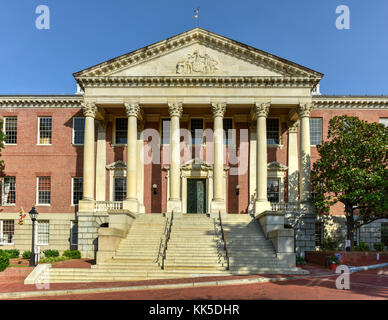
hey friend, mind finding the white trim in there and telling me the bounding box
[35,220,49,246]
[37,117,52,146]
[72,117,85,146]
[112,116,128,146]
[0,220,14,245]
[71,177,83,206]
[3,116,17,145]
[36,177,51,206]
[70,221,78,246]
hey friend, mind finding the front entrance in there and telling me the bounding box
[187,179,207,213]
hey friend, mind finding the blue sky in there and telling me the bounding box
[0,0,387,95]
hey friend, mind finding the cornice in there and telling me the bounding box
[313,96,388,110]
[0,96,83,108]
[76,76,320,89]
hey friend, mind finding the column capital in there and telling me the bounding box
[254,102,270,118]
[82,102,98,118]
[297,103,313,118]
[288,120,299,133]
[168,102,183,118]
[211,102,226,118]
[124,102,141,118]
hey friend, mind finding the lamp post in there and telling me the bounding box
[29,207,39,267]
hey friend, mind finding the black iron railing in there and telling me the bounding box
[161,211,174,270]
[219,211,230,270]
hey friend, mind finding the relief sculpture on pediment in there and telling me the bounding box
[176,50,218,74]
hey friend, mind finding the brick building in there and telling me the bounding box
[0,28,387,263]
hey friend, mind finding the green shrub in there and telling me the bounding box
[328,255,340,264]
[296,255,306,265]
[0,251,10,272]
[4,249,19,258]
[43,250,59,258]
[373,242,385,252]
[62,250,81,259]
[22,251,31,259]
[355,242,370,252]
[39,256,70,263]
[321,236,343,251]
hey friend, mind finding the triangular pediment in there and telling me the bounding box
[74,28,323,81]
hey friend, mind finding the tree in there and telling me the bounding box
[311,115,388,249]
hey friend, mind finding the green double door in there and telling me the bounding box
[187,179,207,214]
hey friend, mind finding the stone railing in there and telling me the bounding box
[95,201,123,212]
[271,202,300,212]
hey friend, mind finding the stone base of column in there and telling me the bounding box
[123,198,139,213]
[167,199,182,214]
[78,199,95,213]
[210,199,226,216]
[254,200,271,217]
[138,203,146,214]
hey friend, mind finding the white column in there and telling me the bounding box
[297,103,313,204]
[249,122,257,213]
[287,121,299,203]
[167,102,183,214]
[124,102,141,213]
[95,121,106,201]
[81,102,97,203]
[137,120,145,213]
[254,102,271,216]
[210,102,227,215]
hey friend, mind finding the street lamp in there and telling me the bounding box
[29,207,39,267]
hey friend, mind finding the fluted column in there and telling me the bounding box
[297,103,313,204]
[124,102,141,213]
[254,102,271,216]
[95,121,107,201]
[287,121,299,202]
[167,102,183,214]
[210,102,227,215]
[81,102,97,203]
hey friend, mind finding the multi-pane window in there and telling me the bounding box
[267,178,280,203]
[37,177,51,205]
[161,119,171,144]
[72,177,83,205]
[0,220,14,244]
[115,118,128,144]
[2,177,16,205]
[310,118,322,146]
[36,220,49,245]
[114,178,126,201]
[73,118,85,145]
[379,118,388,127]
[315,221,324,247]
[266,119,280,145]
[382,223,388,247]
[191,119,204,145]
[70,221,78,246]
[4,117,17,144]
[38,117,52,144]
[223,118,233,145]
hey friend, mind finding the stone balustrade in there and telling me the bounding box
[95,201,124,212]
[270,202,300,212]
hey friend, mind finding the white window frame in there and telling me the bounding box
[0,220,15,245]
[3,116,17,145]
[36,177,51,206]
[35,220,49,246]
[310,118,323,146]
[266,118,282,147]
[71,177,83,206]
[72,117,85,145]
[2,176,16,206]
[70,221,78,246]
[113,117,128,146]
[37,117,52,146]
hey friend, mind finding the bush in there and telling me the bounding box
[39,256,70,263]
[296,255,306,265]
[43,250,59,258]
[355,242,370,252]
[328,255,340,264]
[62,250,81,259]
[0,251,10,272]
[4,249,19,258]
[321,236,343,251]
[373,242,385,252]
[22,251,31,259]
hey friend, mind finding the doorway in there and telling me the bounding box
[187,179,207,214]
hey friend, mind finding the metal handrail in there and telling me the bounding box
[219,211,230,270]
[155,215,169,264]
[161,211,174,270]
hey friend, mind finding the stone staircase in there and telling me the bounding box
[31,214,305,283]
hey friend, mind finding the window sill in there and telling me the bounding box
[0,243,14,246]
[267,144,284,149]
[72,144,84,147]
[35,204,51,207]
[1,204,16,207]
[36,144,52,146]
[4,144,17,146]
[111,144,127,147]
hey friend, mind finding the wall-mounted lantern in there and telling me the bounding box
[152,184,158,195]
[236,185,240,196]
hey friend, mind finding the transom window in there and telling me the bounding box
[73,118,85,145]
[38,117,52,145]
[37,177,51,205]
[310,118,322,146]
[161,119,171,144]
[72,177,83,205]
[191,119,204,145]
[4,117,17,144]
[0,220,14,244]
[36,220,49,245]
[115,118,128,144]
[223,118,233,145]
[114,178,126,201]
[267,178,280,203]
[2,176,16,205]
[266,119,280,145]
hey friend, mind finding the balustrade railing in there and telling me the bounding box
[270,202,300,212]
[95,201,123,211]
